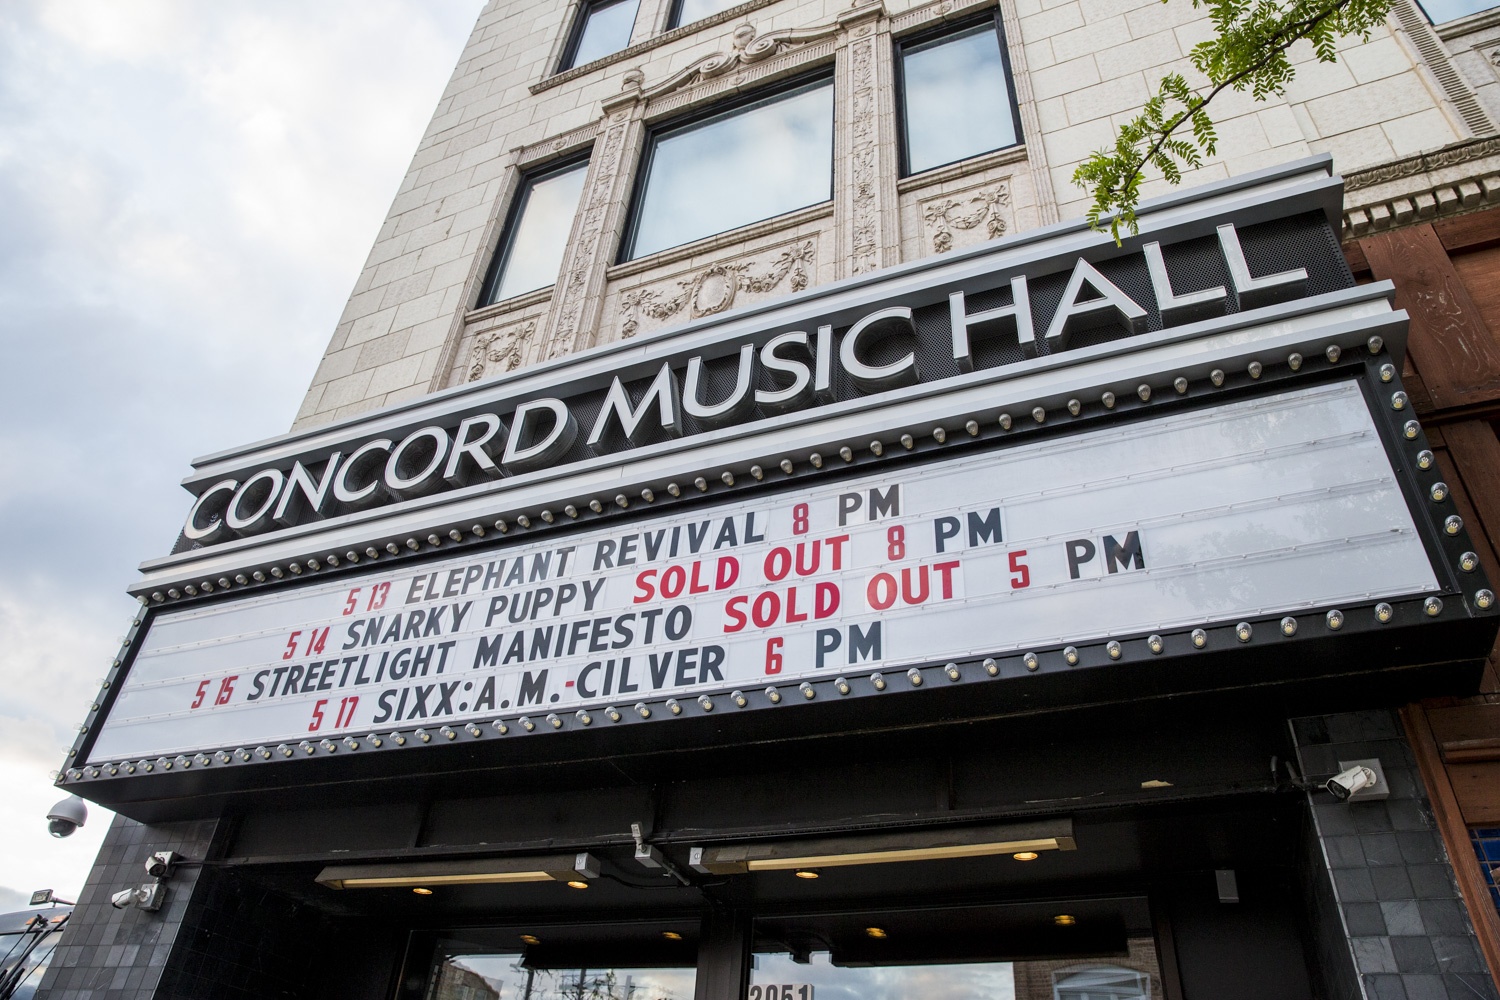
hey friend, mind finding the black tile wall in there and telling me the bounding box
[34,814,217,1000]
[1292,708,1499,1000]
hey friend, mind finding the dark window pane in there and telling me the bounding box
[489,162,589,303]
[427,955,694,1000]
[901,24,1018,175]
[570,0,640,68]
[627,80,833,260]
[670,0,742,27]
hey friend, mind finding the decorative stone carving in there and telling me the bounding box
[642,21,843,101]
[619,240,816,339]
[467,319,534,382]
[543,114,632,360]
[847,34,882,274]
[921,182,1012,254]
[1343,135,1500,190]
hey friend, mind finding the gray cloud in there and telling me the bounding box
[0,0,481,899]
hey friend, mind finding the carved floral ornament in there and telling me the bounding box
[630,19,846,101]
[619,240,815,338]
[467,319,535,382]
[922,182,1012,253]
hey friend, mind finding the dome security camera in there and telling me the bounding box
[46,795,87,838]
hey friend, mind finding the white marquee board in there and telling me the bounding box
[89,381,1439,762]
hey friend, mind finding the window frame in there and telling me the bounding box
[892,11,1026,179]
[558,0,641,73]
[616,70,836,264]
[477,154,591,308]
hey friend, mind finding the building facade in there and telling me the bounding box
[36,0,1500,997]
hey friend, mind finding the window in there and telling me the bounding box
[896,18,1022,176]
[1415,0,1496,21]
[480,160,589,306]
[667,0,743,29]
[1052,965,1150,1000]
[621,77,834,261]
[561,0,641,71]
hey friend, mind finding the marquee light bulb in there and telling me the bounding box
[1375,603,1393,623]
[425,535,440,548]
[642,488,655,501]
[368,733,383,747]
[1210,369,1225,386]
[492,720,510,734]
[731,690,748,707]
[1191,629,1207,648]
[750,465,763,480]
[1461,552,1479,572]
[983,657,998,676]
[780,458,795,473]
[298,741,314,755]
[391,733,406,745]
[765,687,782,703]
[838,446,853,462]
[1107,640,1122,659]
[1404,420,1420,440]
[1147,634,1163,654]
[666,699,682,715]
[907,667,923,686]
[810,453,823,468]
[1445,514,1463,535]
[635,703,651,718]
[415,728,432,743]
[575,709,593,726]
[1424,597,1443,616]
[1067,399,1081,416]
[1476,589,1494,610]
[1247,362,1262,379]
[1032,406,1045,423]
[1391,392,1408,411]
[546,714,563,728]
[835,677,851,694]
[1101,392,1115,409]
[440,726,457,740]
[1023,652,1038,671]
[932,428,946,443]
[900,434,914,449]
[1287,353,1302,371]
[1325,344,1341,362]
[668,482,682,496]
[1137,383,1152,401]
[1063,646,1079,665]
[999,412,1013,428]
[1235,622,1252,642]
[698,694,715,711]
[617,493,631,507]
[606,707,623,722]
[1379,363,1395,383]
[541,510,555,523]
[944,662,961,681]
[255,747,271,759]
[277,744,292,757]
[1281,616,1297,636]
[720,472,735,487]
[589,498,604,513]
[800,682,816,699]
[870,672,887,690]
[1430,482,1448,502]
[1326,609,1344,630]
[694,477,708,491]
[218,577,231,589]
[519,718,535,732]
[1416,450,1434,470]
[870,440,883,456]
[319,739,337,752]
[966,419,979,436]
[345,736,362,750]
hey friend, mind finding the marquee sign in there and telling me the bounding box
[86,382,1439,764]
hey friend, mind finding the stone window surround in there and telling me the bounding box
[450,0,1057,386]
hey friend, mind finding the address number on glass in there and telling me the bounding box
[749,987,813,1000]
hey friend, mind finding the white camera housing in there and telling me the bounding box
[46,795,87,838]
[1326,758,1389,801]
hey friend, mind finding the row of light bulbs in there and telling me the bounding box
[142,338,1391,609]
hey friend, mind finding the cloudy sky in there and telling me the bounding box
[0,0,481,910]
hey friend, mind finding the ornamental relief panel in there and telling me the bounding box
[617,238,817,340]
[465,317,537,383]
[919,180,1012,255]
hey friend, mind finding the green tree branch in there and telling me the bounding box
[1073,0,1393,242]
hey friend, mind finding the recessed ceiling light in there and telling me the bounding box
[411,887,432,895]
[520,934,540,946]
[795,870,820,879]
[662,931,683,941]
[865,927,888,939]
[1012,852,1039,861]
[566,880,589,889]
[1054,914,1076,926]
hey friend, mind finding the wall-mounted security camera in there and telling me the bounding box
[1326,758,1389,801]
[144,851,181,880]
[109,883,166,912]
[46,795,87,838]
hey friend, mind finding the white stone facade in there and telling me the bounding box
[294,0,1500,430]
